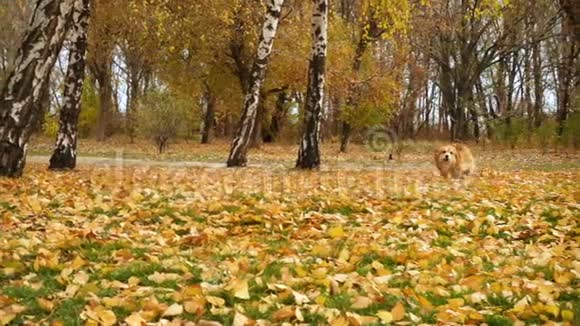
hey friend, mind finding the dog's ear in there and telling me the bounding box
[454,143,464,151]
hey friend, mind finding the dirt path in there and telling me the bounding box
[27,155,432,171]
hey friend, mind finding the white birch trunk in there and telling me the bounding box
[227,0,285,167]
[296,0,328,169]
[49,0,90,170]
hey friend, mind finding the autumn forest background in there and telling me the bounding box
[0,0,578,155]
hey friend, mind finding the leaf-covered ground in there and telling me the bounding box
[0,149,578,325]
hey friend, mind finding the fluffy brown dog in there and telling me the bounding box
[434,143,475,178]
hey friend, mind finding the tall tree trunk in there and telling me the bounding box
[126,54,143,143]
[227,0,284,167]
[557,4,577,136]
[339,121,351,152]
[266,91,288,142]
[250,91,266,148]
[0,0,75,177]
[49,0,90,170]
[201,82,216,144]
[93,60,112,141]
[224,111,234,138]
[339,18,374,153]
[532,40,543,128]
[296,0,327,169]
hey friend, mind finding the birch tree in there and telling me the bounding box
[0,0,75,177]
[227,0,285,167]
[49,0,90,170]
[296,0,328,169]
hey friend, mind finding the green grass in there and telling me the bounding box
[80,240,128,262]
[325,292,352,311]
[106,261,165,282]
[487,295,514,310]
[356,252,399,276]
[322,205,356,216]
[422,292,448,306]
[1,269,66,323]
[432,235,453,248]
[485,314,514,326]
[50,298,87,326]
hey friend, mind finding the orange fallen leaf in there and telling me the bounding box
[391,301,405,321]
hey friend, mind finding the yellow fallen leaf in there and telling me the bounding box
[231,279,250,300]
[206,296,225,307]
[295,266,308,277]
[376,310,393,323]
[102,297,121,308]
[73,271,90,285]
[293,291,310,305]
[148,272,180,284]
[71,256,86,270]
[338,248,350,262]
[468,312,484,321]
[512,296,529,313]
[312,267,328,279]
[328,226,345,238]
[417,295,434,311]
[544,304,559,317]
[312,244,332,257]
[448,298,464,308]
[273,306,295,321]
[296,307,304,322]
[27,196,42,214]
[332,316,350,326]
[128,276,140,287]
[391,302,405,321]
[162,303,183,316]
[233,311,250,326]
[95,306,117,326]
[124,312,147,326]
[315,295,327,305]
[0,313,16,326]
[198,320,224,326]
[37,298,55,312]
[184,299,205,315]
[351,296,373,309]
[554,271,572,285]
[561,309,574,321]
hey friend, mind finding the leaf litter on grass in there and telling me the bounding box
[0,163,578,325]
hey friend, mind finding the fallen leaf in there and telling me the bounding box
[376,310,393,323]
[351,296,373,309]
[124,312,147,326]
[391,302,405,321]
[162,303,183,317]
[232,311,250,326]
[231,279,250,300]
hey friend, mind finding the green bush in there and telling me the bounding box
[492,117,527,149]
[42,113,59,139]
[534,120,557,154]
[137,90,198,153]
[79,78,99,138]
[560,111,580,150]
